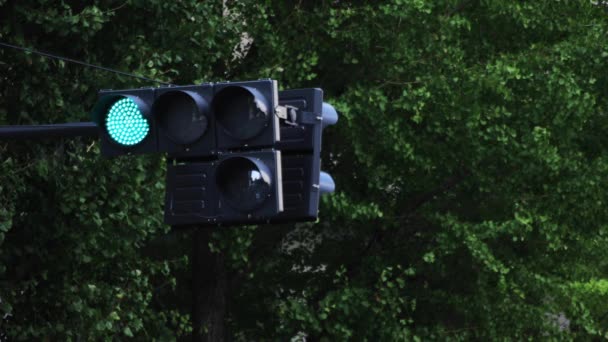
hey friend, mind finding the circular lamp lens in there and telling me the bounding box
[105,98,150,146]
[216,157,272,211]
[156,91,208,145]
[213,86,269,140]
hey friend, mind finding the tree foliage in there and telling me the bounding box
[2,0,608,340]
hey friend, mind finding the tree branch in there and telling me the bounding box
[404,169,470,215]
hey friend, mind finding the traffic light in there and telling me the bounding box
[162,80,283,225]
[91,88,156,157]
[213,81,280,150]
[154,84,215,157]
[273,88,337,223]
[90,80,336,226]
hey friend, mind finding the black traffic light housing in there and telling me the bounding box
[162,80,284,226]
[164,150,283,226]
[91,80,336,227]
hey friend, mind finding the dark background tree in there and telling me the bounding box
[2,0,608,340]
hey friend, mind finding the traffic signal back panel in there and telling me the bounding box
[271,88,327,222]
[164,161,217,224]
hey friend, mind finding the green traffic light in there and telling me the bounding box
[105,98,149,146]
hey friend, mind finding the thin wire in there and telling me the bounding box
[0,41,173,86]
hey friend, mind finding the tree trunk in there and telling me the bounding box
[192,228,226,341]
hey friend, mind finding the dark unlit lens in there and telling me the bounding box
[216,157,271,211]
[156,92,208,144]
[213,87,268,140]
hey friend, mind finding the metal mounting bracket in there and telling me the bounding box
[275,105,320,126]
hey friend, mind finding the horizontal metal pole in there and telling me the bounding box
[0,122,99,140]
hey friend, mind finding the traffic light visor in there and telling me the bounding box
[213,86,270,141]
[216,156,272,211]
[92,94,151,147]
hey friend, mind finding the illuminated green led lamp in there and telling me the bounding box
[105,98,150,146]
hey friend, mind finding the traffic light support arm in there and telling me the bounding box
[0,122,99,140]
